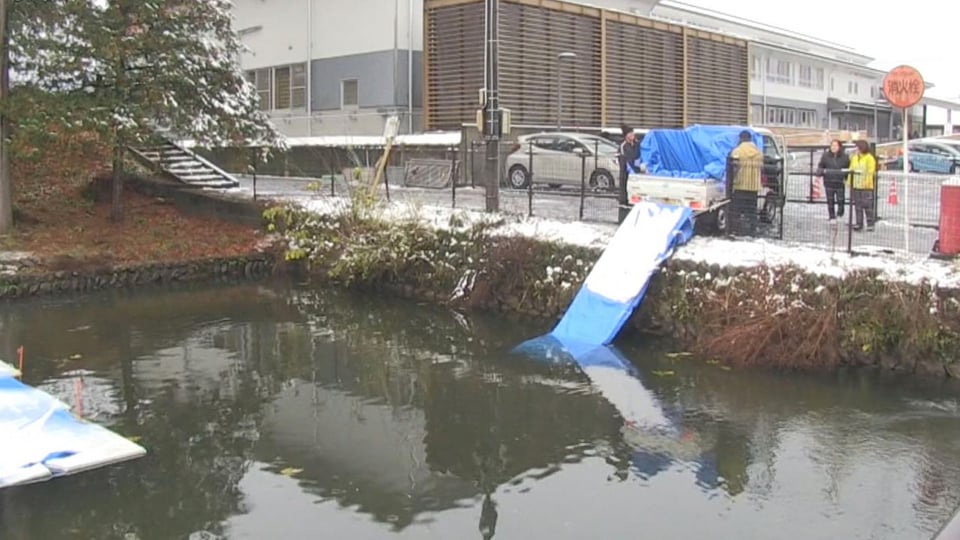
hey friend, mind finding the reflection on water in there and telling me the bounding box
[0,284,958,539]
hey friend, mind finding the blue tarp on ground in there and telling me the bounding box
[549,201,694,346]
[640,125,764,180]
[0,363,146,489]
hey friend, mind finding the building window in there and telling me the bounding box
[797,109,818,128]
[291,64,307,108]
[798,65,812,88]
[847,80,859,96]
[750,55,761,80]
[815,68,825,90]
[341,79,359,109]
[246,69,272,111]
[274,66,291,109]
[766,106,795,126]
[248,63,307,111]
[830,77,835,92]
[766,59,791,85]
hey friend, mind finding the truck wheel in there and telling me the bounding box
[760,193,779,224]
[507,164,530,189]
[714,207,728,234]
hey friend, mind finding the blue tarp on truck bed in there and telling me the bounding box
[639,125,764,180]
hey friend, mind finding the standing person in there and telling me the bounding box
[727,130,763,236]
[618,124,640,223]
[816,139,850,221]
[848,139,877,232]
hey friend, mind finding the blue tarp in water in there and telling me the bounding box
[0,363,146,489]
[639,125,764,180]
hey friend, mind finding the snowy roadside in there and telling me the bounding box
[290,196,960,289]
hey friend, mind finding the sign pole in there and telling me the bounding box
[882,65,924,255]
[902,107,910,254]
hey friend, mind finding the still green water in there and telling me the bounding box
[0,284,958,540]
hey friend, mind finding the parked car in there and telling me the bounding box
[505,132,621,191]
[887,141,960,174]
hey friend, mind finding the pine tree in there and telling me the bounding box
[13,0,279,221]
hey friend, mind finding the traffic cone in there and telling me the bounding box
[812,176,824,200]
[888,178,899,205]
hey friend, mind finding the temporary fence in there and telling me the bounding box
[786,146,945,256]
[723,158,785,241]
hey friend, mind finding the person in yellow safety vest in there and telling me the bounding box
[727,130,763,236]
[847,139,877,232]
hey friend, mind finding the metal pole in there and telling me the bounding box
[902,106,910,253]
[483,0,501,213]
[556,52,575,130]
[556,61,562,129]
[251,148,258,201]
[393,0,399,121]
[408,0,414,133]
[306,0,313,137]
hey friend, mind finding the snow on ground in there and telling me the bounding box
[297,198,960,288]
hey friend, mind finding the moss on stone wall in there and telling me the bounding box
[267,205,960,378]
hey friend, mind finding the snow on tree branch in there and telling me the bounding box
[9,0,282,149]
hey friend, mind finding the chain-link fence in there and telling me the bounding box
[785,146,944,256]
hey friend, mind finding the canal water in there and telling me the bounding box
[0,284,958,540]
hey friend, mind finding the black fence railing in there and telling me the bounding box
[199,141,948,257]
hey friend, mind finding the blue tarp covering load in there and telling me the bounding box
[640,125,764,180]
[549,201,694,346]
[0,362,146,489]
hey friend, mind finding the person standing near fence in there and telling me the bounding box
[816,139,850,222]
[848,140,877,232]
[618,125,640,223]
[727,130,763,237]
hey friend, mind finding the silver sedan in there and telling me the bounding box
[504,132,621,191]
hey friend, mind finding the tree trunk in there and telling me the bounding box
[0,0,14,234]
[110,145,124,222]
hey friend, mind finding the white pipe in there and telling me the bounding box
[407,0,414,133]
[306,0,313,137]
[394,0,399,120]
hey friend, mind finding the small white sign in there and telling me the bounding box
[384,115,400,141]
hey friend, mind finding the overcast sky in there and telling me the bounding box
[691,0,956,100]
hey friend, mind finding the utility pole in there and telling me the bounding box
[482,0,500,212]
[0,0,12,234]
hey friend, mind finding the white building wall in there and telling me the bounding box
[652,1,872,65]
[233,0,421,66]
[231,0,424,137]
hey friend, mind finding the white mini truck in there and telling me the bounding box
[625,127,786,234]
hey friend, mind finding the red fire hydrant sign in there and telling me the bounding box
[882,65,925,109]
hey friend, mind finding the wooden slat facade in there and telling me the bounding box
[498,1,602,127]
[685,31,749,125]
[424,0,749,131]
[604,18,684,128]
[424,1,485,129]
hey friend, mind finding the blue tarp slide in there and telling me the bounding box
[0,362,146,489]
[640,125,764,180]
[549,201,694,346]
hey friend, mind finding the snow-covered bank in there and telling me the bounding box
[266,199,960,377]
[297,198,960,289]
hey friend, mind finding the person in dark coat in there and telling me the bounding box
[618,124,641,222]
[816,139,851,221]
